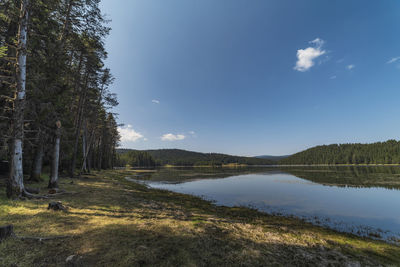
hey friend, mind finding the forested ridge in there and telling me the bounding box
[256,155,290,161]
[116,150,156,167]
[0,0,119,198]
[117,148,275,166]
[280,140,400,165]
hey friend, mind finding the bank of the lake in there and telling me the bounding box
[1,170,399,266]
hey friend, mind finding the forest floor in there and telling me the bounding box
[0,170,400,266]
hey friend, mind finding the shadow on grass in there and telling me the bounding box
[74,222,384,267]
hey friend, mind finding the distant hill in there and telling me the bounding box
[255,155,290,161]
[280,140,400,165]
[117,148,276,166]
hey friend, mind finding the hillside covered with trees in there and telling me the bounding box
[116,150,156,167]
[0,0,119,198]
[117,149,275,166]
[256,155,290,161]
[280,140,400,165]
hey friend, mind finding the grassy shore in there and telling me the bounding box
[0,170,399,266]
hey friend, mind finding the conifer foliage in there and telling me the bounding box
[280,140,400,165]
[0,0,120,198]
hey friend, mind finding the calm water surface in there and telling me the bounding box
[132,167,400,242]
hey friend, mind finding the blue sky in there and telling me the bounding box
[100,0,400,156]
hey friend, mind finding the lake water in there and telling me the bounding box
[131,166,400,242]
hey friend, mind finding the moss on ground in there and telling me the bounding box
[0,170,399,266]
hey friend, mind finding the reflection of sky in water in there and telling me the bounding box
[144,172,400,241]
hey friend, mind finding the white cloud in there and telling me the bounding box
[330,75,337,79]
[294,38,326,72]
[152,99,160,104]
[189,131,195,135]
[118,125,144,142]
[161,133,185,141]
[387,57,400,64]
[310,38,324,47]
[346,64,355,70]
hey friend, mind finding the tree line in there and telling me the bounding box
[116,150,156,168]
[0,0,119,198]
[280,140,400,165]
[117,149,275,167]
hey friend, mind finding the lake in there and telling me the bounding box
[130,166,400,243]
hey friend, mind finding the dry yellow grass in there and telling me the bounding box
[0,170,399,266]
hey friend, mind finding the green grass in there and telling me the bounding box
[0,170,399,266]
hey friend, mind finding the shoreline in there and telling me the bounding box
[127,174,400,245]
[126,163,400,169]
[1,170,399,266]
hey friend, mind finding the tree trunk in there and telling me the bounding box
[59,0,73,43]
[69,73,89,177]
[30,136,43,182]
[87,147,91,173]
[82,120,87,172]
[48,121,61,189]
[111,145,116,169]
[80,129,94,175]
[7,0,29,198]
[70,112,81,177]
[97,136,103,169]
[0,225,14,241]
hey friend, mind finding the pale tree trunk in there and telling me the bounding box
[49,121,61,189]
[7,0,29,198]
[80,129,94,175]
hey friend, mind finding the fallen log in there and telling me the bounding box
[22,190,49,199]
